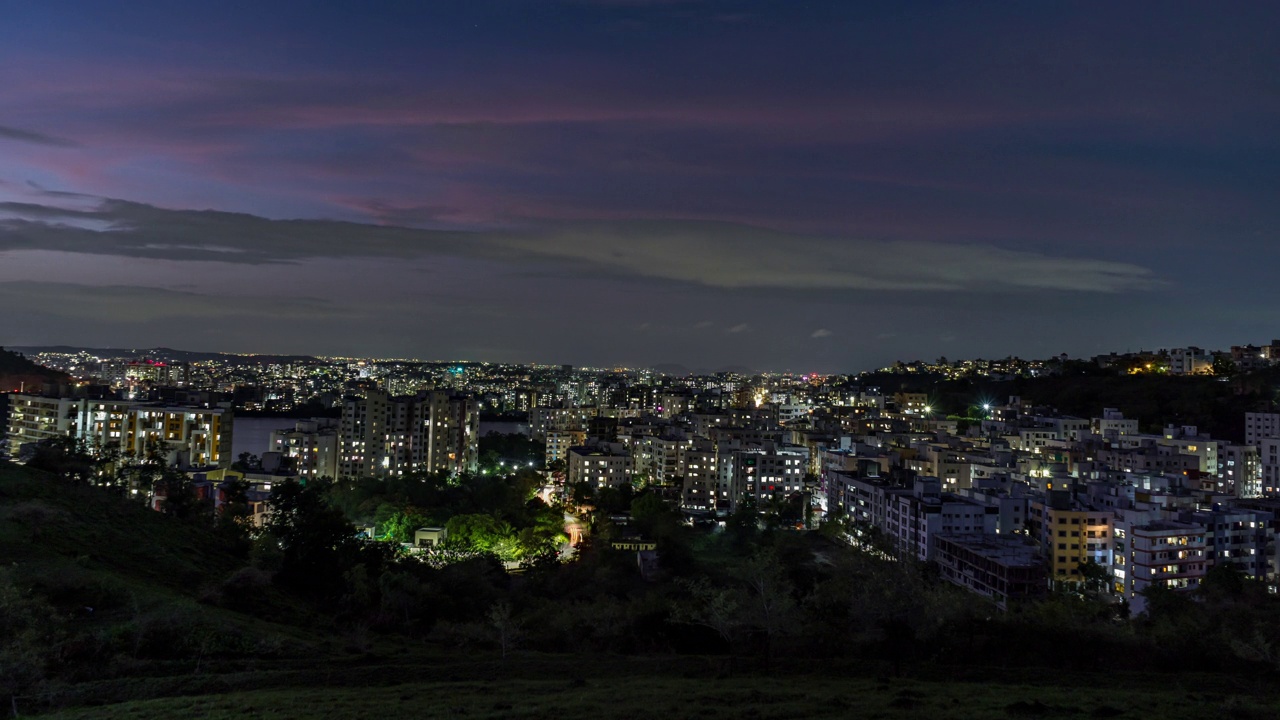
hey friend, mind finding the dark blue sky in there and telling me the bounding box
[1,1,1277,371]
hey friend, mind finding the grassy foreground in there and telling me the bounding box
[37,669,1280,720]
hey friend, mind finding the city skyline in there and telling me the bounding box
[1,2,1277,371]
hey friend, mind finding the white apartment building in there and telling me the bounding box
[680,439,722,512]
[545,429,587,466]
[1115,520,1207,614]
[338,389,479,479]
[6,394,233,469]
[1245,412,1280,446]
[567,444,634,489]
[269,419,340,480]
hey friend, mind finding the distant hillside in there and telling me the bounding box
[0,346,69,392]
[9,345,321,365]
[0,346,67,376]
[857,368,1278,442]
[650,363,755,376]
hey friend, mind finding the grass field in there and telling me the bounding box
[34,666,1280,720]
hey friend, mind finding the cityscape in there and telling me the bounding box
[6,338,1280,615]
[8,339,1280,715]
[3,0,1280,717]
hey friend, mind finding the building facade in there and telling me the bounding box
[338,389,479,479]
[5,393,232,469]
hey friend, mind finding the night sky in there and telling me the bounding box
[1,1,1277,372]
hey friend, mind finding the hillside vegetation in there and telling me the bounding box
[4,459,1280,718]
[860,365,1280,440]
[0,347,68,393]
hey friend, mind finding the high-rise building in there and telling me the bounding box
[338,389,479,479]
[1245,412,1280,446]
[730,443,810,506]
[6,396,83,457]
[1220,444,1261,498]
[269,419,340,480]
[680,438,722,512]
[1261,438,1280,496]
[420,390,480,476]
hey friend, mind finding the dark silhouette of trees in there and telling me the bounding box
[258,479,395,598]
[25,436,95,484]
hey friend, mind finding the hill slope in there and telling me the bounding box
[0,346,68,392]
[0,461,327,711]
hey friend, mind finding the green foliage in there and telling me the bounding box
[260,479,395,597]
[593,484,634,514]
[861,369,1280,441]
[25,435,97,484]
[1075,558,1110,594]
[724,496,761,549]
[446,513,521,561]
[1213,354,1238,378]
[0,566,62,700]
[629,491,667,529]
[381,506,430,543]
[441,506,568,563]
[477,432,544,472]
[155,469,212,521]
[487,600,521,658]
[327,469,543,529]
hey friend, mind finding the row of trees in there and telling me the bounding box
[25,436,248,528]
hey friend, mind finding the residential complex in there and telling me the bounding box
[5,394,232,468]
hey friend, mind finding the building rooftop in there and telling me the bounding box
[936,533,1042,567]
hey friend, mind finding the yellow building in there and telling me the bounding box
[1032,498,1113,585]
[893,392,930,415]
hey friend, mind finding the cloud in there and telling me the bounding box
[0,281,349,323]
[811,328,833,338]
[0,125,77,148]
[0,198,470,264]
[692,320,714,329]
[726,323,751,334]
[493,220,1163,293]
[0,196,1161,293]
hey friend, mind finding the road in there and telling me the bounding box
[560,511,583,560]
